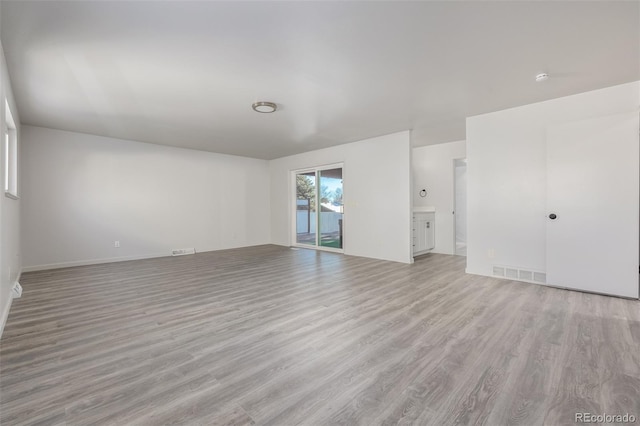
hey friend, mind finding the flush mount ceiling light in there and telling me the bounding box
[252,101,277,113]
[535,72,549,82]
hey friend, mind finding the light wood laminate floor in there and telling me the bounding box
[1,245,639,425]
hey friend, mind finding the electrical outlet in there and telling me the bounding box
[172,248,196,256]
[488,249,495,259]
[11,282,22,298]
[115,241,120,248]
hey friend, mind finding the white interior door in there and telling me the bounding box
[546,112,639,298]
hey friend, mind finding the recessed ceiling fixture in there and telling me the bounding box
[535,72,549,82]
[252,101,277,113]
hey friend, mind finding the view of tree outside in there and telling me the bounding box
[296,175,343,208]
[296,175,316,209]
[320,185,331,204]
[333,187,343,204]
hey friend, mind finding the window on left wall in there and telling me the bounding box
[4,99,17,199]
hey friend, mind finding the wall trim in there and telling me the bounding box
[21,252,171,272]
[0,291,13,339]
[21,244,271,272]
[465,269,639,300]
[0,268,20,339]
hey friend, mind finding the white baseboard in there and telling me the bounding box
[0,289,14,339]
[1,267,22,339]
[21,253,170,272]
[20,244,272,273]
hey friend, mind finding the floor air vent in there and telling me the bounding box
[172,248,196,256]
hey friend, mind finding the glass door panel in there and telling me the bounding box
[295,171,316,245]
[318,168,343,249]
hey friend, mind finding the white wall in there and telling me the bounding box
[0,40,21,337]
[412,140,466,254]
[21,126,271,271]
[454,162,467,245]
[466,81,639,279]
[270,131,412,264]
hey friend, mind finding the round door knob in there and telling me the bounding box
[549,213,557,220]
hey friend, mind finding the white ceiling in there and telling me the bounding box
[1,1,638,160]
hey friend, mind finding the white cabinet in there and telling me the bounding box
[413,212,435,256]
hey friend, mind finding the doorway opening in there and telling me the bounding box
[293,164,344,251]
[454,158,467,256]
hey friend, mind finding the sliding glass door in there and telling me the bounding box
[294,165,343,251]
[318,168,343,248]
[295,171,317,246]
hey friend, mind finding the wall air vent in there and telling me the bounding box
[172,248,196,256]
[492,265,546,285]
[518,270,533,281]
[505,268,519,279]
[533,272,547,283]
